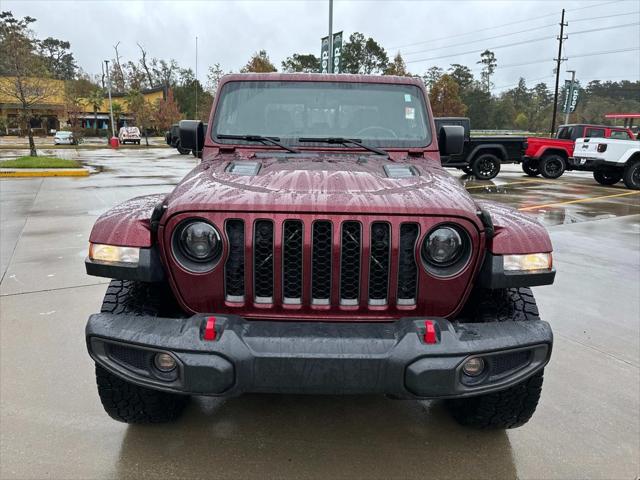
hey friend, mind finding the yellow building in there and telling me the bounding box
[0,76,167,135]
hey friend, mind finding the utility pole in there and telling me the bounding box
[104,60,116,138]
[564,70,576,125]
[195,35,199,161]
[328,0,333,73]
[551,8,567,135]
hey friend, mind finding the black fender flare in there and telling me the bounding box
[469,144,508,163]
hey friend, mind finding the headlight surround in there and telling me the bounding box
[503,253,552,272]
[421,224,471,277]
[89,243,140,264]
[172,220,222,272]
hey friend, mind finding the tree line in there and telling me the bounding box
[2,10,638,156]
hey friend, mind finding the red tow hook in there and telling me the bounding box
[203,316,217,341]
[423,320,438,344]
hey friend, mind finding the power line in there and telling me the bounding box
[388,0,624,50]
[496,46,639,70]
[402,23,557,57]
[569,22,640,36]
[405,35,555,65]
[404,21,637,65]
[569,46,640,59]
[388,14,559,50]
[569,11,640,22]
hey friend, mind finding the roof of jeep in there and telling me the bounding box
[219,73,425,87]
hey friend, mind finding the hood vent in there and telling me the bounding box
[384,165,418,178]
[226,161,261,176]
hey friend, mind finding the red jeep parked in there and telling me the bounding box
[523,124,635,178]
[85,74,555,429]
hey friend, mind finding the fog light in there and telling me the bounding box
[154,353,176,372]
[462,357,485,376]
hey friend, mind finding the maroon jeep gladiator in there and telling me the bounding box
[85,73,555,429]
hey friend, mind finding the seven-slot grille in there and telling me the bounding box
[224,219,420,308]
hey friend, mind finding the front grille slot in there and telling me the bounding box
[397,223,419,305]
[340,221,362,305]
[369,222,390,305]
[253,220,274,303]
[311,221,332,304]
[282,220,303,303]
[221,216,426,310]
[225,220,245,302]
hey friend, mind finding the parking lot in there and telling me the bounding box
[1,147,638,479]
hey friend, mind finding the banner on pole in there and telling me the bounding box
[320,32,343,73]
[562,79,580,114]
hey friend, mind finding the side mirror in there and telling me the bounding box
[439,125,465,156]
[179,120,204,152]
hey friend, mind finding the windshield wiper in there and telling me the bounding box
[217,134,300,154]
[298,137,388,156]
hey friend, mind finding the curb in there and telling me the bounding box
[0,168,90,178]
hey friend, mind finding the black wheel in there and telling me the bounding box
[539,154,566,179]
[446,287,545,429]
[462,165,473,175]
[177,147,191,155]
[522,158,539,177]
[95,280,188,424]
[623,161,640,190]
[471,153,501,180]
[593,169,622,186]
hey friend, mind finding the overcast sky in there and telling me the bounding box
[5,0,640,92]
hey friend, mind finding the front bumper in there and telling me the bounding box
[86,314,552,399]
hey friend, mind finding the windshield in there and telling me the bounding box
[212,81,431,148]
[57,132,71,137]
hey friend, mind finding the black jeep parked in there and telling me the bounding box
[435,117,527,180]
[165,123,191,155]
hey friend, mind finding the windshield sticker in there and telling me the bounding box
[405,107,415,120]
[404,94,412,102]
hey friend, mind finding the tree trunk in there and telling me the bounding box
[144,127,149,146]
[94,108,98,135]
[28,122,37,157]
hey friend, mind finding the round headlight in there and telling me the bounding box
[422,226,464,266]
[178,221,221,262]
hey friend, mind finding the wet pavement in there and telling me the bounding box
[1,149,638,479]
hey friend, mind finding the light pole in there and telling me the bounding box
[328,0,333,73]
[104,60,116,138]
[564,70,576,125]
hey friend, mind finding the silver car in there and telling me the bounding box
[53,131,76,145]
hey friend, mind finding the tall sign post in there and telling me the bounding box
[551,8,568,135]
[327,0,333,73]
[104,60,117,147]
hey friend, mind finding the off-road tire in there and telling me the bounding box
[175,140,191,155]
[100,279,184,317]
[539,154,566,179]
[96,365,188,423]
[622,161,640,190]
[522,159,539,177]
[593,169,622,186]
[96,280,188,423]
[461,165,473,175]
[446,287,544,429]
[471,153,501,180]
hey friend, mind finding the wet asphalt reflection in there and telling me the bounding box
[0,148,638,479]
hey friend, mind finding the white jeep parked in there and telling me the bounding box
[571,137,640,189]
